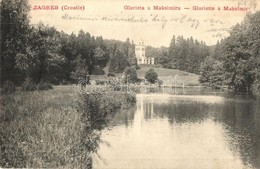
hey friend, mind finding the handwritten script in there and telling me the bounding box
[62,13,229,38]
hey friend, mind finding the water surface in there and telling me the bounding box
[94,91,260,169]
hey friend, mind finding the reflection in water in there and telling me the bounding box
[94,93,260,169]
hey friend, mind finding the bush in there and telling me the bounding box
[135,64,141,70]
[92,67,105,75]
[1,81,16,95]
[145,68,158,83]
[158,79,163,86]
[37,81,53,91]
[21,78,37,91]
[252,80,260,95]
[95,80,106,85]
[21,79,53,91]
[107,72,115,77]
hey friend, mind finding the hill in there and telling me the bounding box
[137,67,199,85]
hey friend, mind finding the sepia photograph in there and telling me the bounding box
[1,0,260,168]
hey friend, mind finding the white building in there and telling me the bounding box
[135,41,154,65]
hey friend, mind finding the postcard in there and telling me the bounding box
[1,0,260,168]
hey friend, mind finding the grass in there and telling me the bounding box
[0,86,83,168]
[90,66,199,86]
[0,85,135,168]
[137,67,199,85]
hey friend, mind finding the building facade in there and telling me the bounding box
[135,41,154,65]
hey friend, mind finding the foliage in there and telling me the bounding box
[70,55,89,81]
[0,0,138,88]
[1,81,16,95]
[123,66,138,83]
[0,1,133,86]
[252,78,260,95]
[145,46,161,64]
[92,66,105,75]
[208,61,224,89]
[199,56,216,83]
[0,0,31,85]
[21,78,37,91]
[198,12,260,93]
[145,68,158,83]
[0,87,136,168]
[159,36,209,74]
[21,78,53,91]
[37,81,53,91]
[108,38,137,73]
[221,12,260,92]
[93,46,106,65]
[107,72,115,77]
[3,0,258,95]
[0,88,85,168]
[109,48,128,73]
[38,25,66,84]
[199,56,224,89]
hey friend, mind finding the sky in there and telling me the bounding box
[29,0,259,47]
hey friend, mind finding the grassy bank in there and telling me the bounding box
[0,86,135,168]
[137,67,199,85]
[90,67,199,86]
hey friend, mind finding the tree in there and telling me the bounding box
[93,47,106,65]
[76,30,94,74]
[199,12,260,93]
[94,36,109,67]
[70,55,89,81]
[109,48,128,73]
[167,35,176,68]
[123,66,138,83]
[1,0,31,84]
[127,47,137,68]
[160,36,209,73]
[145,68,158,83]
[209,61,224,89]
[199,56,224,89]
[199,56,216,83]
[59,32,78,82]
[221,12,260,92]
[29,24,66,84]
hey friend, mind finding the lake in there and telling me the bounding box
[93,89,260,169]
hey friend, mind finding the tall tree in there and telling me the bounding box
[109,48,128,73]
[1,0,31,84]
[199,56,216,83]
[222,21,256,92]
[29,24,66,84]
[201,11,260,93]
[168,35,176,68]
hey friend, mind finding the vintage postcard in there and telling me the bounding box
[1,0,260,168]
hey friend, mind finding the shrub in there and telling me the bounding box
[107,72,115,77]
[1,81,16,95]
[21,78,37,91]
[37,81,53,91]
[153,64,162,68]
[79,93,136,127]
[92,67,105,75]
[158,79,164,86]
[252,79,260,95]
[145,68,158,83]
[135,64,141,70]
[95,80,106,85]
